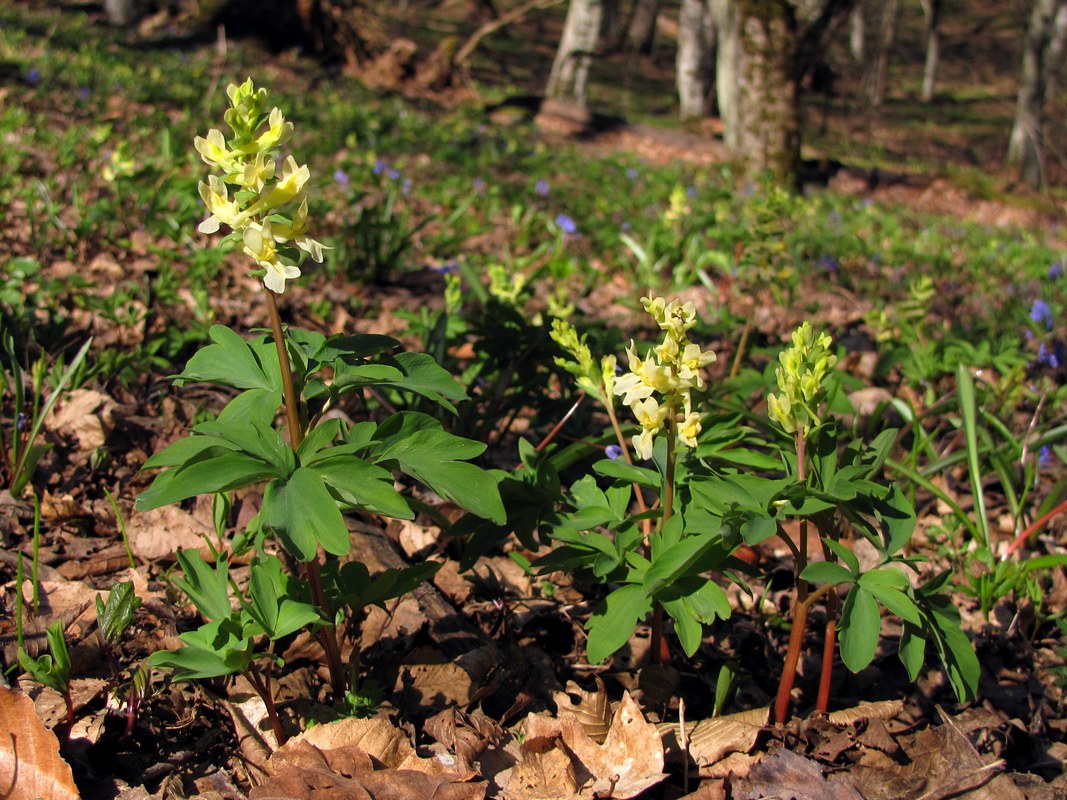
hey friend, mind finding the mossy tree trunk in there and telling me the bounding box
[734,0,800,185]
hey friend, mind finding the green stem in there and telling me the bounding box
[795,431,808,601]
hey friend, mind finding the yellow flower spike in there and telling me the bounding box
[246,107,293,155]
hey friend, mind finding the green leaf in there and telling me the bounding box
[147,619,253,680]
[136,451,279,511]
[372,414,505,523]
[859,569,923,626]
[96,582,142,647]
[801,561,854,586]
[922,593,980,703]
[379,352,469,412]
[839,586,881,672]
[898,621,925,681]
[593,458,661,487]
[585,584,653,664]
[662,596,703,657]
[173,550,233,622]
[297,419,341,462]
[739,512,778,545]
[336,560,442,609]
[178,325,279,392]
[194,419,294,474]
[262,467,352,561]
[877,485,917,556]
[333,363,404,388]
[957,363,990,549]
[822,538,860,573]
[644,534,720,596]
[316,333,400,362]
[312,458,413,519]
[141,435,237,470]
[246,563,321,640]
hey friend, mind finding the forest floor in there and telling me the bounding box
[1,1,1067,799]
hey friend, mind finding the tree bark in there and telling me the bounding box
[546,0,605,104]
[1007,0,1067,188]
[677,0,716,119]
[920,0,943,101]
[860,0,899,108]
[626,0,660,54]
[734,0,799,184]
[710,0,741,150]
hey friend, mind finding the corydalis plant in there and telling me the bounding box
[195,79,326,293]
[140,81,505,742]
[614,295,716,460]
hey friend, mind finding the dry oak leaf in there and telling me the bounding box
[731,747,864,800]
[560,690,667,799]
[48,388,112,451]
[251,739,487,800]
[286,716,462,775]
[0,683,80,800]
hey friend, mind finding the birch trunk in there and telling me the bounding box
[710,0,741,151]
[920,0,942,101]
[677,0,715,119]
[546,0,605,104]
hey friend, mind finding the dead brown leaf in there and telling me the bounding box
[731,747,865,800]
[552,677,611,744]
[425,707,503,772]
[48,388,112,451]
[661,706,769,768]
[251,739,487,800]
[0,684,80,800]
[395,644,500,714]
[126,504,215,562]
[560,690,667,799]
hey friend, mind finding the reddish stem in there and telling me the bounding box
[816,616,836,714]
[1004,497,1067,557]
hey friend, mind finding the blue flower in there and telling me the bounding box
[817,255,839,272]
[472,176,486,191]
[1039,445,1052,469]
[626,168,638,180]
[1030,299,1054,331]
[431,260,457,274]
[333,168,350,187]
[373,159,387,176]
[402,178,412,194]
[535,179,551,197]
[77,86,90,101]
[25,67,40,85]
[605,444,624,460]
[555,214,577,235]
[386,168,401,181]
[1049,262,1063,280]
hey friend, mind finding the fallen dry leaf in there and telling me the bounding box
[552,677,611,744]
[395,644,500,714]
[826,700,904,726]
[0,684,80,800]
[661,706,769,768]
[425,707,503,772]
[252,739,487,800]
[48,388,112,451]
[731,747,865,800]
[560,690,667,799]
[126,504,215,561]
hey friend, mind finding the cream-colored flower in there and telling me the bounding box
[194,128,237,172]
[614,342,676,406]
[677,411,702,448]
[197,176,245,233]
[676,342,716,389]
[246,156,310,217]
[235,151,276,192]
[244,220,300,293]
[631,397,669,460]
[271,198,328,262]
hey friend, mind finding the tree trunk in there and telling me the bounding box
[711,0,741,150]
[104,0,140,26]
[546,0,605,104]
[920,0,942,101]
[602,0,624,48]
[677,0,715,119]
[848,2,863,60]
[860,0,899,108]
[626,0,660,54]
[734,0,799,184]
[1006,0,1067,188]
